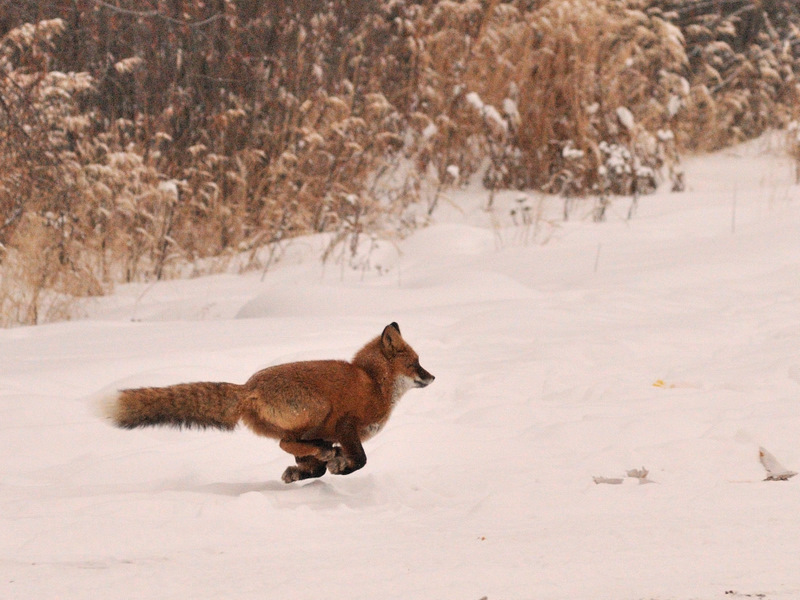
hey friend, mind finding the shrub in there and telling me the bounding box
[2,0,800,325]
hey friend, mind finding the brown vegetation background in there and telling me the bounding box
[1,0,799,325]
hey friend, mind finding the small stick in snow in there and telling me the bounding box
[627,466,656,484]
[593,476,624,485]
[626,467,648,479]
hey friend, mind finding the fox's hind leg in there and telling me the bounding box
[279,439,337,461]
[282,455,327,483]
[279,439,340,483]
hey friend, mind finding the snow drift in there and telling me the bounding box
[2,137,800,599]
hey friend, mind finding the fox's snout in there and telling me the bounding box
[414,365,435,388]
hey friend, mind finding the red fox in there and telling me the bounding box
[102,323,434,483]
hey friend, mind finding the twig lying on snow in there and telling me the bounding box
[593,476,624,485]
[593,466,656,485]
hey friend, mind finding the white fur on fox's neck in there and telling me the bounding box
[360,376,414,441]
[391,374,417,405]
[361,376,415,441]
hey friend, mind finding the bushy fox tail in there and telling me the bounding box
[102,382,243,430]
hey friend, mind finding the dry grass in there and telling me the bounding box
[1,1,800,325]
[417,0,688,196]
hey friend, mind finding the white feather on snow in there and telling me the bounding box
[2,136,800,599]
[759,447,797,481]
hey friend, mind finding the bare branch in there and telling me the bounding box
[92,0,226,28]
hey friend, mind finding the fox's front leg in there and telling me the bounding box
[327,416,367,476]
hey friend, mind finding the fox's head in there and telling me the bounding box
[380,322,435,389]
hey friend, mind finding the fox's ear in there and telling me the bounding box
[389,322,400,334]
[381,323,402,356]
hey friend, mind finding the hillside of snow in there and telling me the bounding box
[2,137,800,600]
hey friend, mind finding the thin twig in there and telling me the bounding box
[93,0,226,28]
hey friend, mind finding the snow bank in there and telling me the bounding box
[2,137,800,599]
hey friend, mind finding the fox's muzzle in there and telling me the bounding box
[414,366,435,388]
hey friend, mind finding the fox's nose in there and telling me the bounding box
[416,367,434,386]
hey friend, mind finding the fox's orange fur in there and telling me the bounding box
[104,323,434,482]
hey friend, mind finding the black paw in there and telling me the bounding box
[282,466,303,483]
[328,457,364,475]
[326,454,366,475]
[326,456,349,475]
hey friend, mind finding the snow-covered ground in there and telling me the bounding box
[2,137,800,599]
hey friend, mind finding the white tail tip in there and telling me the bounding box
[91,390,122,425]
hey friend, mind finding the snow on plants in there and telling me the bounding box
[616,106,635,131]
[465,91,508,133]
[2,137,800,599]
